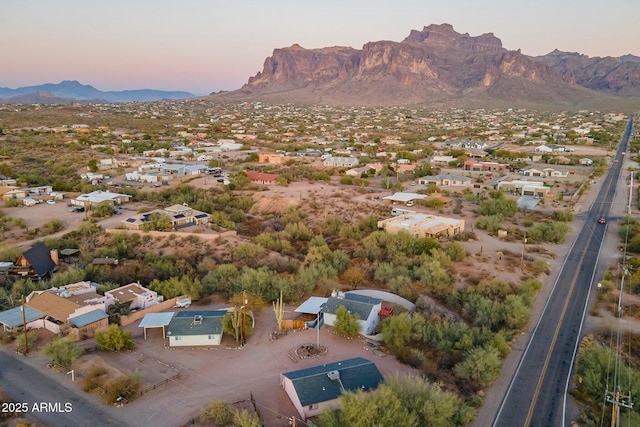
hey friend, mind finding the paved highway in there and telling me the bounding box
[493,118,634,427]
[0,350,127,427]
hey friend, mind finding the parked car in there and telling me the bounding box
[406,200,415,207]
[46,200,56,205]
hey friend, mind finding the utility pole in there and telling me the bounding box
[629,172,634,215]
[606,390,633,427]
[21,295,28,354]
[242,291,247,347]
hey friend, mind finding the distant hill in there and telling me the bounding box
[208,23,639,109]
[0,80,196,103]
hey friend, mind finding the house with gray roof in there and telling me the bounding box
[166,310,226,347]
[322,292,382,336]
[281,357,383,420]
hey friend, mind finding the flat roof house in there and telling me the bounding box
[377,213,465,238]
[166,310,226,347]
[323,156,359,168]
[72,190,131,208]
[105,283,158,311]
[281,357,383,420]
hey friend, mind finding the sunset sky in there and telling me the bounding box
[3,0,639,95]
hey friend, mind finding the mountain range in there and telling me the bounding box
[210,23,640,108]
[0,80,196,103]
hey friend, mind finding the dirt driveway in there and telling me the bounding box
[57,300,419,427]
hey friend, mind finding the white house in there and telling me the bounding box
[105,283,158,310]
[323,156,359,168]
[322,292,382,336]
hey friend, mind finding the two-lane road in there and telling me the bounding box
[0,350,127,427]
[494,118,633,427]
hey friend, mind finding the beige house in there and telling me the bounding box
[258,153,290,164]
[122,204,210,231]
[377,213,465,238]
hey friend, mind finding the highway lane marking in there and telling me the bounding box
[524,164,617,426]
[523,230,595,426]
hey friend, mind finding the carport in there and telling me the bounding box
[138,312,174,339]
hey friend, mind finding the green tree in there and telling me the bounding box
[445,241,466,261]
[454,346,502,389]
[334,305,360,337]
[342,266,367,290]
[95,324,136,351]
[318,374,474,427]
[142,212,173,231]
[50,267,86,288]
[381,313,414,354]
[42,338,81,368]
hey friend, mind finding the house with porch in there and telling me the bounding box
[166,310,227,347]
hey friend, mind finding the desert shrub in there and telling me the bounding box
[16,331,37,354]
[41,338,81,367]
[82,363,109,393]
[103,370,142,404]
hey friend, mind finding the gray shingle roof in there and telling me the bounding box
[22,242,56,277]
[282,357,383,406]
[322,297,379,320]
[167,311,225,337]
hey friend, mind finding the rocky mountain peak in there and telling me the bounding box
[402,23,503,52]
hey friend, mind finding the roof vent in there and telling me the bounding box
[327,370,340,381]
[193,315,203,325]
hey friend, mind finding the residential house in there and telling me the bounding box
[523,168,545,177]
[0,306,45,333]
[377,213,465,238]
[430,155,456,165]
[496,180,549,197]
[166,310,227,347]
[13,243,58,278]
[281,357,383,420]
[345,166,373,177]
[322,292,382,336]
[246,171,278,185]
[72,190,131,209]
[463,160,506,172]
[534,144,567,153]
[258,153,290,164]
[23,284,111,336]
[105,283,159,311]
[542,168,569,178]
[323,157,359,168]
[417,174,471,187]
[2,188,28,201]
